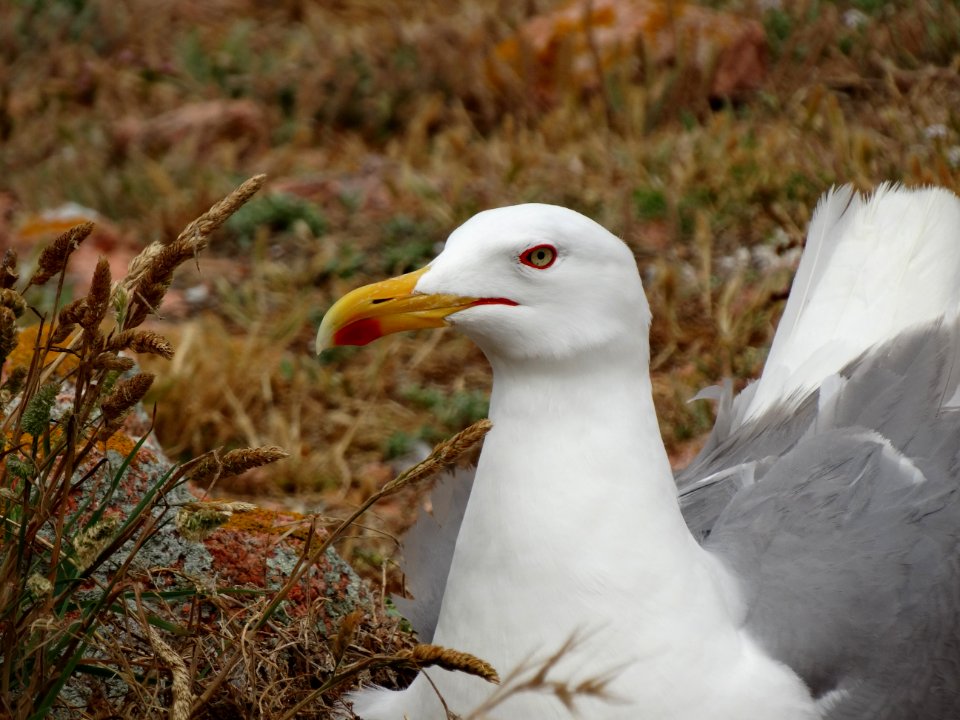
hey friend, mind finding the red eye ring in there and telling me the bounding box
[519,244,557,269]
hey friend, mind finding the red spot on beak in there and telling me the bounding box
[333,318,383,346]
[470,298,519,308]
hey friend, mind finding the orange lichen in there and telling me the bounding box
[220,506,324,543]
[101,430,137,460]
[4,324,80,379]
[4,426,67,460]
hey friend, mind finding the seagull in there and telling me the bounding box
[317,185,960,719]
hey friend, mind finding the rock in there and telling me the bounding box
[2,326,371,715]
[4,325,368,626]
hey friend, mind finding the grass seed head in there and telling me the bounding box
[0,288,26,318]
[122,175,266,329]
[58,297,87,326]
[402,644,500,684]
[332,609,364,662]
[144,624,193,720]
[4,454,35,480]
[1,365,28,402]
[185,446,288,487]
[129,246,187,310]
[176,500,256,541]
[21,382,60,436]
[0,306,17,366]
[25,573,53,599]
[49,321,76,346]
[219,446,289,478]
[172,173,266,248]
[1,249,18,289]
[100,372,154,422]
[384,418,492,494]
[72,516,120,571]
[92,352,136,372]
[53,297,87,346]
[29,221,94,287]
[184,451,220,487]
[122,243,193,330]
[175,505,232,542]
[108,329,174,359]
[80,257,112,329]
[111,283,128,324]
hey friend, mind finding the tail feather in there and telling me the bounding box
[741,184,960,424]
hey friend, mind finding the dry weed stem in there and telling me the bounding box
[142,613,194,720]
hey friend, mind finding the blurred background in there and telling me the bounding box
[2,0,958,576]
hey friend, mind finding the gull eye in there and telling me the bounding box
[519,244,557,269]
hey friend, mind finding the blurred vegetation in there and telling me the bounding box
[2,0,959,579]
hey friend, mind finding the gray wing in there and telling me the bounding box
[697,320,960,718]
[677,384,818,540]
[392,467,473,641]
[677,312,959,537]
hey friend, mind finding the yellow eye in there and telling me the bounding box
[520,244,557,269]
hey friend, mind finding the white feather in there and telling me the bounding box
[743,184,960,422]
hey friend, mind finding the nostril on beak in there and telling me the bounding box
[371,298,392,305]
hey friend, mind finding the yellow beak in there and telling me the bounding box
[316,266,494,353]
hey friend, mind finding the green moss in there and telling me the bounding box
[633,187,668,221]
[226,193,328,246]
[385,430,416,459]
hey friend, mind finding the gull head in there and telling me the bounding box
[317,203,649,362]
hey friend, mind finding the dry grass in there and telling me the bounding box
[2,0,960,713]
[0,182,300,718]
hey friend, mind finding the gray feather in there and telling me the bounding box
[678,391,818,538]
[392,467,474,641]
